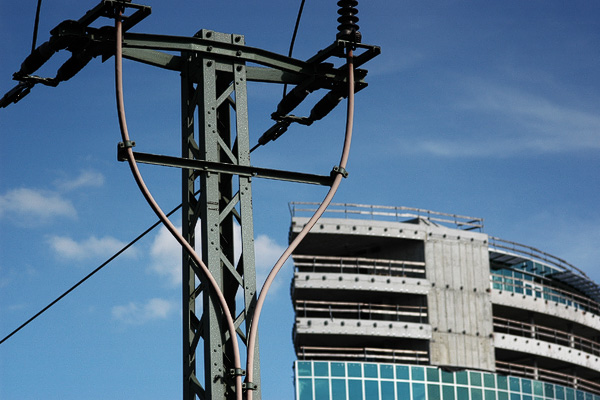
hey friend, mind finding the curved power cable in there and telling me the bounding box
[114,13,243,400]
[245,48,355,399]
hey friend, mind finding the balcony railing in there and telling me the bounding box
[496,360,600,396]
[295,300,428,323]
[293,254,426,278]
[493,316,600,358]
[289,202,484,231]
[491,272,600,317]
[297,346,429,364]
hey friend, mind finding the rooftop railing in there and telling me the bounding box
[297,346,429,364]
[289,202,484,231]
[493,316,600,358]
[295,299,428,323]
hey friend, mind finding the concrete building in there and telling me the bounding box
[289,203,600,400]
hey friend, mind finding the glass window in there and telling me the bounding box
[565,389,575,400]
[364,364,378,379]
[471,388,483,400]
[332,379,346,400]
[349,380,363,400]
[521,379,532,394]
[509,377,520,392]
[315,379,330,400]
[428,368,440,382]
[510,394,521,400]
[544,383,554,398]
[397,382,410,398]
[412,366,425,381]
[456,371,469,385]
[380,364,394,379]
[365,380,378,400]
[298,362,312,377]
[555,386,565,400]
[443,385,456,400]
[396,365,409,380]
[533,381,543,396]
[457,387,469,399]
[299,378,313,400]
[381,381,394,399]
[497,376,508,390]
[348,363,362,378]
[331,363,346,377]
[471,372,482,387]
[485,389,496,400]
[442,370,454,384]
[498,392,509,400]
[413,383,426,400]
[484,374,495,388]
[315,362,329,377]
[576,391,585,400]
[522,396,531,400]
[428,384,441,400]
[585,393,593,400]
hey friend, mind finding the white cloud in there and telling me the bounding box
[47,235,136,261]
[55,170,105,191]
[0,188,76,221]
[254,234,289,293]
[112,297,177,325]
[149,225,185,286]
[411,80,600,157]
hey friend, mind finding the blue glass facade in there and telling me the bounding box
[294,361,599,400]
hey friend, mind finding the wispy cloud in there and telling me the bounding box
[254,234,289,292]
[0,188,76,222]
[149,225,184,286]
[54,170,105,191]
[112,298,177,325]
[47,235,136,261]
[411,80,600,157]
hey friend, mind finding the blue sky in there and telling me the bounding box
[1,1,599,399]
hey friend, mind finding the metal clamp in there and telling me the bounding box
[230,368,246,377]
[242,382,258,391]
[331,165,349,178]
[117,140,136,161]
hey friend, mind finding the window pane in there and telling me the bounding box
[365,381,378,400]
[485,389,496,400]
[396,365,409,380]
[332,379,346,400]
[510,394,521,400]
[413,383,426,400]
[348,364,362,378]
[412,366,425,381]
[471,372,482,387]
[428,368,440,382]
[471,388,483,400]
[364,364,378,378]
[299,378,313,400]
[457,387,470,400]
[497,376,508,390]
[397,382,410,398]
[533,381,543,396]
[349,380,363,400]
[521,379,532,394]
[298,362,312,377]
[380,364,394,379]
[509,377,520,392]
[442,370,454,384]
[484,374,495,388]
[566,388,575,400]
[428,384,441,400]
[315,379,330,400]
[456,371,468,385]
[498,391,508,400]
[381,381,394,399]
[331,363,346,377]
[443,385,456,400]
[544,383,554,398]
[315,362,329,377]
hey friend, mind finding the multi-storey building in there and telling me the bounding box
[289,203,600,400]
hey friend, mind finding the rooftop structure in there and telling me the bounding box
[289,203,600,400]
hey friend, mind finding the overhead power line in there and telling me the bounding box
[0,196,190,346]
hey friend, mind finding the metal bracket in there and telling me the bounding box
[117,141,136,161]
[331,165,349,178]
[230,368,246,377]
[242,382,258,391]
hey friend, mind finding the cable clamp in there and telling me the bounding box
[230,368,246,377]
[242,382,258,391]
[331,165,349,178]
[117,140,136,161]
